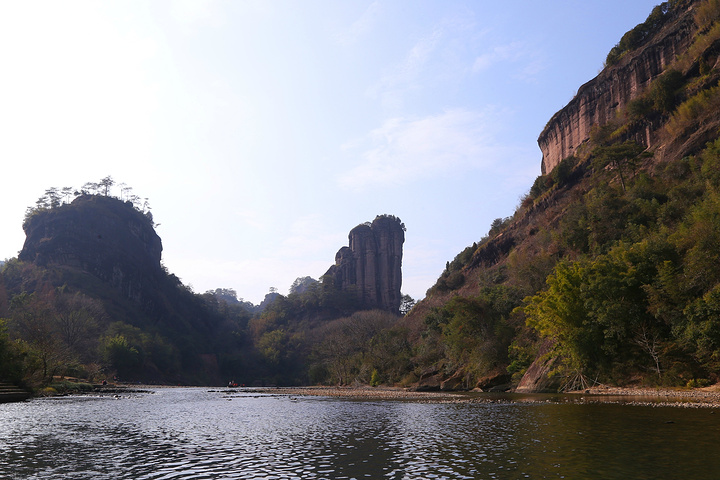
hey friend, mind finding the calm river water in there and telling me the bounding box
[1,387,719,479]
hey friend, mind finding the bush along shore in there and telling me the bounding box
[33,380,153,398]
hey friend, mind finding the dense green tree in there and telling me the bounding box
[100,334,140,377]
[289,277,318,295]
[523,261,600,380]
[592,141,649,192]
[0,319,23,383]
[682,285,720,371]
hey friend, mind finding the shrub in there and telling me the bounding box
[686,378,711,388]
[695,0,720,31]
[650,70,684,113]
[445,271,465,290]
[605,2,674,66]
[529,175,549,199]
[666,83,720,136]
[370,369,380,387]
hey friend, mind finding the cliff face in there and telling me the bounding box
[538,2,697,174]
[324,215,404,314]
[19,195,163,304]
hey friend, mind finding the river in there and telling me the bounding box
[1,387,719,479]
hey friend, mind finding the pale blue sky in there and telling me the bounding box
[0,1,662,304]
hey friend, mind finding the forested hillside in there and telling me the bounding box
[4,0,720,393]
[0,182,408,389]
[400,0,720,392]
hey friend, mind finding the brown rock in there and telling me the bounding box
[515,340,562,393]
[19,194,162,304]
[325,215,405,314]
[413,373,442,392]
[440,372,466,391]
[538,2,696,175]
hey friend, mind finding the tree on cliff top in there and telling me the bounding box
[24,177,151,227]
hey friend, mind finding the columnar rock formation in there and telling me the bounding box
[537,2,696,174]
[324,215,405,314]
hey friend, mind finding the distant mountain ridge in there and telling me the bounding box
[3,195,407,387]
[5,1,720,393]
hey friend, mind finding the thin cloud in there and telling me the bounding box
[366,13,492,111]
[367,27,443,110]
[282,214,346,258]
[338,108,509,190]
[472,41,545,81]
[337,1,382,46]
[473,41,526,71]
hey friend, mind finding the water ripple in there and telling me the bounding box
[1,389,720,479]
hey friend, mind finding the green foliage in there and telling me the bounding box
[528,156,579,204]
[523,261,599,375]
[682,285,720,370]
[518,136,720,385]
[592,141,649,192]
[651,70,684,113]
[23,177,152,229]
[100,334,141,377]
[666,82,720,136]
[289,276,318,296]
[551,156,578,187]
[529,175,549,200]
[370,368,380,387]
[0,319,24,383]
[605,2,675,66]
[506,337,536,381]
[257,329,288,365]
[686,377,712,388]
[489,217,512,237]
[311,310,409,386]
[431,244,476,293]
[695,0,720,31]
[421,292,517,383]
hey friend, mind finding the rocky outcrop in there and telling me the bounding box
[324,215,404,314]
[538,1,697,174]
[515,340,562,393]
[19,194,163,305]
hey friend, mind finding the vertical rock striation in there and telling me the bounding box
[324,215,405,314]
[537,2,697,174]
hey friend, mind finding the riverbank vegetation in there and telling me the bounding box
[4,0,720,393]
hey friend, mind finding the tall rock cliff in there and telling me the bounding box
[324,215,405,314]
[19,194,163,305]
[538,1,697,174]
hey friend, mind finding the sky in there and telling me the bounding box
[0,1,663,305]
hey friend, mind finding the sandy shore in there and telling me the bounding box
[249,384,720,408]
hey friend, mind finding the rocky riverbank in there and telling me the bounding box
[571,384,720,408]
[252,384,720,408]
[253,385,456,402]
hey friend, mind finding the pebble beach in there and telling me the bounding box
[251,384,720,408]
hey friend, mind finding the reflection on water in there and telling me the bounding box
[1,388,719,479]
